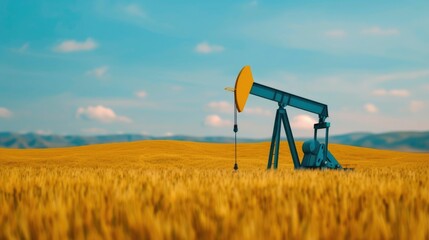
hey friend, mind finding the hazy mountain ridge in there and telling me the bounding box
[0,131,428,152]
[329,131,429,152]
[0,132,263,149]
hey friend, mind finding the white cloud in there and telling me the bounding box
[76,105,132,123]
[35,130,52,135]
[372,89,387,96]
[244,107,272,116]
[364,103,378,113]
[77,98,154,109]
[361,26,399,36]
[372,70,429,82]
[169,85,183,92]
[325,29,346,38]
[164,132,174,137]
[291,114,316,130]
[136,90,147,98]
[18,43,29,53]
[123,4,146,17]
[87,66,108,78]
[386,89,410,97]
[204,115,232,127]
[372,89,410,97]
[249,0,258,7]
[207,101,233,113]
[141,131,149,135]
[0,107,13,118]
[410,101,424,113]
[207,101,271,116]
[55,38,98,53]
[195,42,224,54]
[81,128,108,135]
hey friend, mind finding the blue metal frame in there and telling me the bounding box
[267,104,301,169]
[249,81,343,170]
[251,82,328,122]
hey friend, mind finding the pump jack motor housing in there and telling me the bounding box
[233,66,343,170]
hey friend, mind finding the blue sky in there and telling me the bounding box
[1,0,428,138]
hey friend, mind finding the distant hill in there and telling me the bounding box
[0,131,428,152]
[0,132,261,149]
[329,131,429,152]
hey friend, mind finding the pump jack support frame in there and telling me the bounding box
[267,104,301,169]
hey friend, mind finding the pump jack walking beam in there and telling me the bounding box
[251,83,329,122]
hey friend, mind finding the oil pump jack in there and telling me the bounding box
[229,66,343,170]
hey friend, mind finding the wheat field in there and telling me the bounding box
[0,141,428,239]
